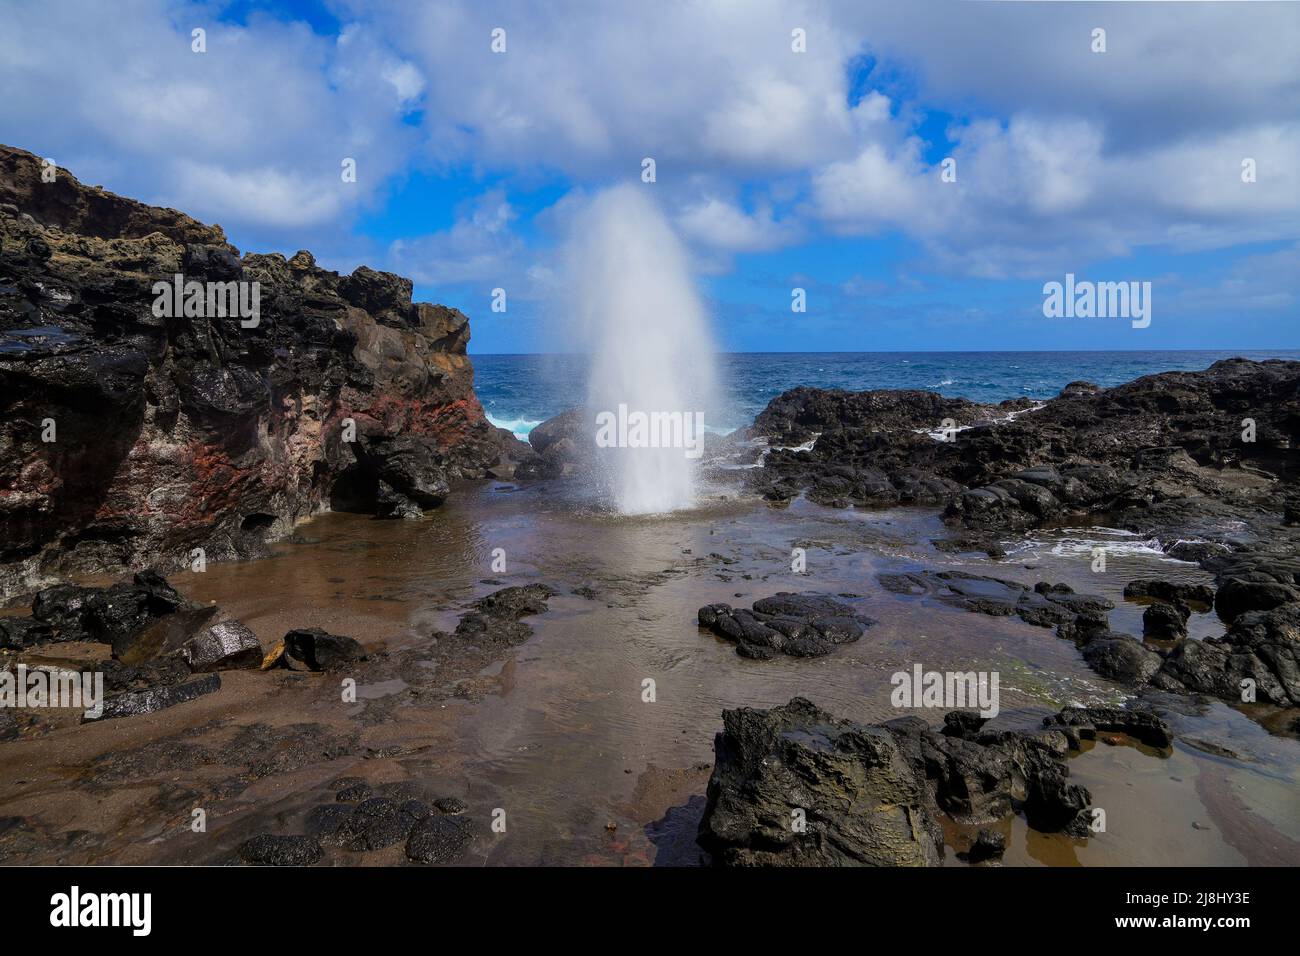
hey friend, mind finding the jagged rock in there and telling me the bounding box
[32,571,213,664]
[1214,578,1300,623]
[740,359,1300,546]
[29,583,99,640]
[432,584,558,655]
[375,480,423,520]
[748,387,992,446]
[698,697,1116,867]
[14,572,218,662]
[238,834,322,866]
[1155,602,1300,706]
[0,616,53,649]
[99,657,191,694]
[0,144,529,599]
[964,829,1006,863]
[1124,578,1214,608]
[697,592,872,659]
[330,797,426,852]
[278,628,365,673]
[84,673,221,722]
[941,710,990,739]
[697,698,941,866]
[1059,381,1101,399]
[1043,707,1174,749]
[175,620,264,672]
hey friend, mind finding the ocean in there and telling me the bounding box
[474,349,1300,438]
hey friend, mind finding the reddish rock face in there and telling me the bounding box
[0,145,529,599]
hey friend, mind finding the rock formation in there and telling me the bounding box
[742,361,1300,538]
[697,696,1172,866]
[0,144,528,598]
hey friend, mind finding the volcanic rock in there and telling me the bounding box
[175,620,264,672]
[697,697,1132,866]
[740,359,1300,546]
[84,673,221,723]
[406,815,475,864]
[277,628,366,673]
[238,834,323,866]
[697,592,873,659]
[0,144,529,598]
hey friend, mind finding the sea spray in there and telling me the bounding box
[563,185,718,514]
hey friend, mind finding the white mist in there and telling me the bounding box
[563,185,717,514]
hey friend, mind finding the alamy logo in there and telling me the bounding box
[890,663,1000,718]
[49,886,151,936]
[152,273,261,328]
[594,404,706,459]
[1,665,103,719]
[1042,273,1151,328]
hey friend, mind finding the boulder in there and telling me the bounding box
[175,620,264,672]
[277,628,366,673]
[1081,635,1165,685]
[1142,601,1190,639]
[1123,578,1214,608]
[406,815,475,864]
[1215,578,1300,624]
[698,592,872,659]
[698,697,942,866]
[698,697,1126,866]
[0,616,53,650]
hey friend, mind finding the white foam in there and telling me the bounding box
[1004,526,1199,564]
[486,413,543,440]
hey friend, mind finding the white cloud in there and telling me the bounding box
[387,189,524,286]
[0,0,418,241]
[1,0,1295,291]
[677,198,796,253]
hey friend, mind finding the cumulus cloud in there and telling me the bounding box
[0,0,420,241]
[350,0,867,176]
[677,198,798,254]
[1,0,1295,298]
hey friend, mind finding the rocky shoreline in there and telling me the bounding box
[0,144,529,600]
[2,145,1298,866]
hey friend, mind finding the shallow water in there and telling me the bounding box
[151,481,1300,866]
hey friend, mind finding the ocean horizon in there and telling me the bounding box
[476,348,1300,439]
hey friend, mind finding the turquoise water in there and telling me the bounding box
[473,350,1300,437]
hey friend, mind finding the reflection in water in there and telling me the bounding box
[156,481,1300,865]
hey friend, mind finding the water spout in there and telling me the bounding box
[563,185,717,514]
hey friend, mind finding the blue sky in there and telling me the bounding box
[1,0,1296,353]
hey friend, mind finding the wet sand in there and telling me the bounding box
[1,480,1297,865]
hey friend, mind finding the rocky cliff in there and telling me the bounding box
[0,145,526,599]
